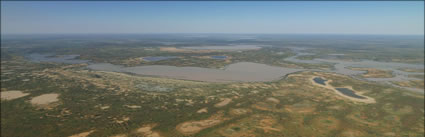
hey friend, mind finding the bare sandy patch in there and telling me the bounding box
[176,112,227,135]
[110,134,127,137]
[69,130,95,137]
[100,105,110,110]
[30,93,59,105]
[230,108,251,116]
[1,90,30,101]
[124,105,141,109]
[197,107,208,113]
[114,116,130,124]
[95,104,110,110]
[135,124,161,137]
[265,97,280,104]
[340,129,365,137]
[214,98,232,107]
[256,117,281,133]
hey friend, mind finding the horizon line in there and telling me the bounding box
[2,32,424,36]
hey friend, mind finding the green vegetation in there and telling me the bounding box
[1,35,424,137]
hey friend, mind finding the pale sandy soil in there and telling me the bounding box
[197,107,208,113]
[68,130,95,137]
[124,105,141,109]
[100,105,110,110]
[214,98,232,107]
[265,97,280,104]
[30,93,59,105]
[229,108,251,115]
[176,112,227,135]
[109,134,127,137]
[135,124,161,137]
[115,116,130,124]
[1,90,30,101]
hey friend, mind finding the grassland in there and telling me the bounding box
[1,56,424,137]
[392,80,425,90]
[1,35,424,137]
[348,67,394,78]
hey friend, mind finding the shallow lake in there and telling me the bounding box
[313,77,327,85]
[335,88,366,99]
[87,62,303,82]
[28,53,89,64]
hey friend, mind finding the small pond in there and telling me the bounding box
[313,77,327,86]
[335,88,366,99]
[210,56,227,60]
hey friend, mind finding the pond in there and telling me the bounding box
[313,77,327,86]
[210,56,227,60]
[335,88,366,99]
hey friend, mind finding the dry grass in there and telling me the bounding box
[392,80,424,89]
[350,68,394,78]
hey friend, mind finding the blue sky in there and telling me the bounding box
[1,1,424,35]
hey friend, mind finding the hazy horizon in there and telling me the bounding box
[1,1,424,35]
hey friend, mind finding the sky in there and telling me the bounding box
[1,1,424,35]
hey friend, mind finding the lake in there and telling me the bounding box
[335,88,366,99]
[87,62,303,82]
[28,53,89,64]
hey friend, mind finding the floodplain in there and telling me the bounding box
[1,34,424,137]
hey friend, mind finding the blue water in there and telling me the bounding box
[211,56,227,60]
[313,77,327,85]
[335,88,366,99]
[142,56,177,61]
